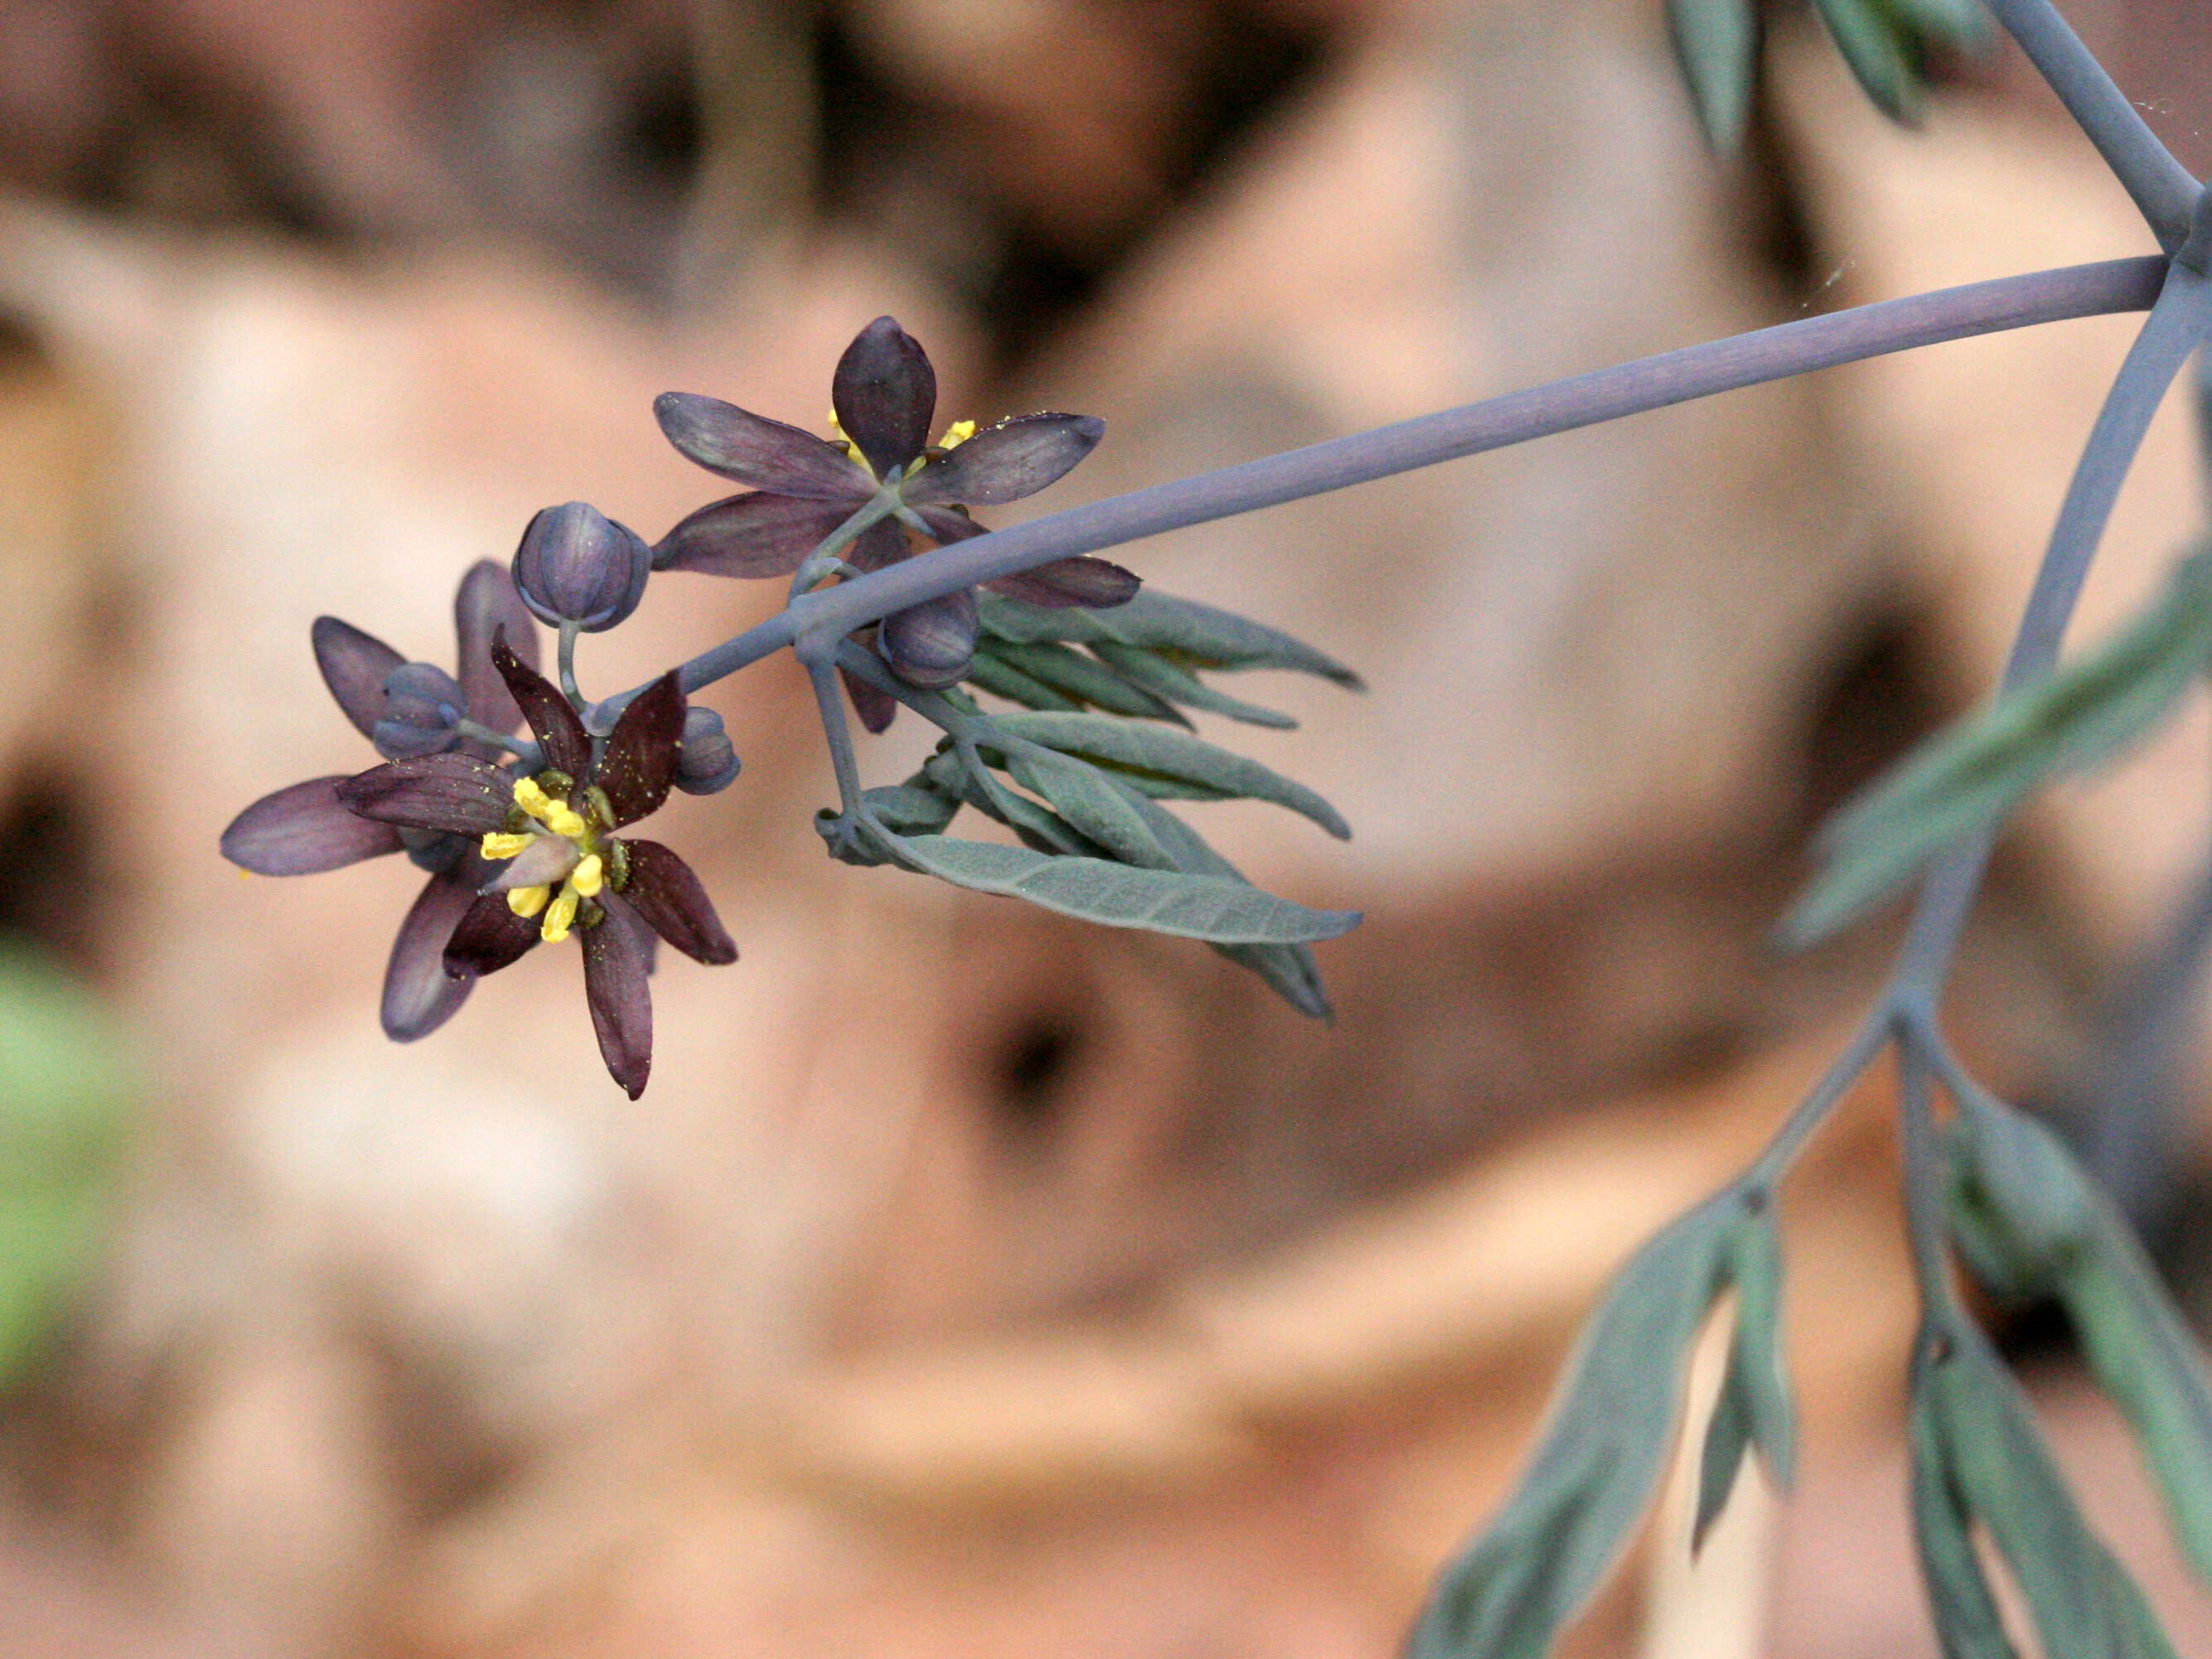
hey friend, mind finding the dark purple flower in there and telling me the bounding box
[512,501,653,632]
[220,562,540,1042]
[335,636,736,1099]
[651,315,1140,725]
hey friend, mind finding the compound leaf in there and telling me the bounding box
[1406,1196,1739,1658]
[1789,549,2212,946]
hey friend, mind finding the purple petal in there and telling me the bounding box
[596,670,685,827]
[984,556,1142,610]
[845,518,912,573]
[581,890,654,1098]
[840,664,897,733]
[221,776,404,874]
[653,391,869,501]
[443,891,541,977]
[831,317,936,479]
[312,617,405,740]
[336,752,514,836]
[653,492,849,578]
[880,590,979,689]
[903,414,1103,507]
[454,560,539,734]
[617,839,738,965]
[382,870,480,1040]
[491,630,591,778]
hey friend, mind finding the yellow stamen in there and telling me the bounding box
[826,408,857,460]
[540,888,580,944]
[481,831,534,860]
[569,854,604,897]
[507,884,550,918]
[545,804,588,839]
[939,418,976,450]
[513,776,554,819]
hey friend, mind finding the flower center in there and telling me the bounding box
[826,411,976,479]
[480,774,605,945]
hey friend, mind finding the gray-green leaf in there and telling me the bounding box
[977,590,1363,686]
[1087,642,1298,728]
[1108,781,1336,1018]
[1006,749,1177,869]
[1922,1323,2179,1659]
[1690,1210,1795,1553]
[1789,549,2212,946]
[1909,1383,2021,1659]
[1667,0,1759,151]
[1406,1196,1739,1659]
[981,711,1351,838]
[977,640,1184,723]
[1948,1087,2212,1589]
[1814,0,1924,122]
[883,834,1361,945]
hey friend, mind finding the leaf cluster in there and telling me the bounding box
[820,592,1363,1017]
[1406,1190,1792,1659]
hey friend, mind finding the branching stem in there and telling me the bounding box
[1982,0,2200,254]
[587,258,2163,723]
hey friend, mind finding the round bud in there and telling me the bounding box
[674,706,741,796]
[372,662,465,759]
[512,501,652,632]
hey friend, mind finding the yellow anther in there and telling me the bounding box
[546,805,588,839]
[507,884,550,918]
[570,854,604,897]
[540,888,580,944]
[481,831,534,860]
[513,776,554,819]
[939,418,976,450]
[826,409,857,459]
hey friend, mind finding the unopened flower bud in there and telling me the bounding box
[512,501,652,632]
[674,706,741,796]
[372,662,465,759]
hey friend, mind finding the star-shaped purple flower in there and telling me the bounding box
[220,562,541,1042]
[652,315,1139,730]
[332,636,736,1099]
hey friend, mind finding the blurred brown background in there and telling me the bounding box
[2,0,2212,1654]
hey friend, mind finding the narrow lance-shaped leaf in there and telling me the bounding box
[1005,747,1177,870]
[1909,1376,2021,1659]
[1088,641,1298,728]
[920,747,1107,860]
[1692,1209,1797,1553]
[1948,1085,2212,1588]
[976,590,1363,685]
[1922,1321,2179,1659]
[977,640,1184,723]
[964,648,1084,713]
[1667,0,1759,152]
[1813,0,1924,123]
[1406,1196,1739,1659]
[1108,777,1335,1019]
[981,711,1351,838]
[1789,548,2212,946]
[874,831,1360,946]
